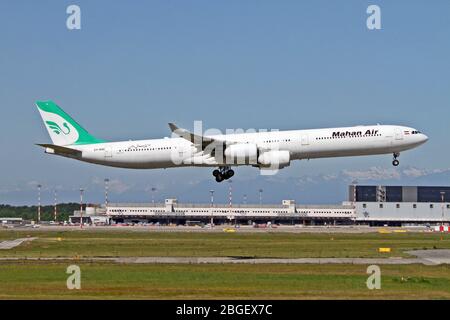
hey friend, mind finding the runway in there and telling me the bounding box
[1,250,450,265]
[113,256,436,265]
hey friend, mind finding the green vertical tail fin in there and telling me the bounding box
[36,100,105,146]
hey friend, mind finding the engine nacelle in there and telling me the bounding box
[258,150,291,169]
[224,143,258,164]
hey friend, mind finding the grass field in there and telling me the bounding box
[0,261,449,299]
[1,229,450,299]
[0,229,449,259]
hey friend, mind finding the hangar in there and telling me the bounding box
[350,185,450,226]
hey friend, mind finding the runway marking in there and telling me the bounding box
[406,249,450,265]
[0,237,37,250]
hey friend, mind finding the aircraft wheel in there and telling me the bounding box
[215,173,224,182]
[392,159,400,167]
[213,169,220,177]
[227,169,235,178]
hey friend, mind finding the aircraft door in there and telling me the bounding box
[104,147,113,158]
[394,128,403,140]
[301,135,309,146]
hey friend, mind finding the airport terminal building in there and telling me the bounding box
[103,199,355,225]
[70,185,450,226]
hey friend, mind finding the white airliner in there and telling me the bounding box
[35,101,428,182]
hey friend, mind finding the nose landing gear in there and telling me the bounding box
[392,153,400,167]
[212,167,234,182]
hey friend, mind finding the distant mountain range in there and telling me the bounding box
[2,166,450,206]
[137,166,450,205]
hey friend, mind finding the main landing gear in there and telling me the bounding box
[392,152,400,167]
[213,167,234,182]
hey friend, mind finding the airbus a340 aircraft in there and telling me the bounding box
[35,101,428,182]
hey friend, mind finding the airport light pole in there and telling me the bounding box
[243,194,247,205]
[210,190,214,228]
[351,180,358,203]
[228,180,234,225]
[259,189,263,205]
[104,178,109,210]
[54,189,57,222]
[151,187,157,204]
[441,191,445,226]
[352,180,358,225]
[37,184,42,224]
[80,188,84,229]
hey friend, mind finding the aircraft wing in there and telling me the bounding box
[168,123,228,151]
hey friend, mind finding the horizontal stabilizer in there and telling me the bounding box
[36,144,82,156]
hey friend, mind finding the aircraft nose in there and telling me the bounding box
[421,133,429,143]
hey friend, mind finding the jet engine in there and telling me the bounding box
[257,150,291,169]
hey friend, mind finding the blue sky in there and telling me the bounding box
[1,1,449,205]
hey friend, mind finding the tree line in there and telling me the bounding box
[0,203,83,221]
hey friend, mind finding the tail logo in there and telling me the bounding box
[46,121,71,135]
